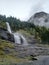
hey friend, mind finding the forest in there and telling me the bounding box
[0,15,49,44]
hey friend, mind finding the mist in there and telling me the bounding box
[29,0,49,17]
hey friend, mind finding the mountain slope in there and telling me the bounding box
[28,11,49,28]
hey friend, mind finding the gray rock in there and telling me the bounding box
[17,56,49,65]
[28,12,49,28]
[0,27,14,42]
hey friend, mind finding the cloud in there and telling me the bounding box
[29,0,49,16]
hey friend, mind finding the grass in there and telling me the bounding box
[0,22,6,29]
[35,43,49,48]
[17,30,31,37]
[0,39,14,49]
[0,39,30,64]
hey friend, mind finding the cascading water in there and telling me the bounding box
[13,33,21,44]
[6,22,12,33]
[6,22,28,45]
[19,34,28,45]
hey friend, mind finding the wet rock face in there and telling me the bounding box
[0,28,8,39]
[0,28,14,42]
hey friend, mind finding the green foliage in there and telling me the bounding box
[34,26,49,43]
[0,14,49,44]
[0,15,35,31]
[0,21,6,29]
[0,39,14,49]
[0,39,29,64]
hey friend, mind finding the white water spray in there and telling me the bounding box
[19,34,28,45]
[6,22,12,33]
[13,33,21,44]
[6,22,28,45]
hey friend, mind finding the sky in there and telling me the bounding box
[0,0,49,21]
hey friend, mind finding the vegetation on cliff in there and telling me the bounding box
[0,14,49,44]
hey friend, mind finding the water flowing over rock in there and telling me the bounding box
[6,22,12,33]
[19,34,28,45]
[6,22,28,45]
[13,33,21,44]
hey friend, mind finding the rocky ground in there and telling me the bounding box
[14,44,49,58]
[11,43,49,65]
[17,56,49,65]
[0,28,49,65]
[0,38,49,65]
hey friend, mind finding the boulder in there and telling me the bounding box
[0,27,14,42]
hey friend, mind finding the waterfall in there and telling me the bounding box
[6,22,12,33]
[6,22,28,45]
[19,34,28,45]
[13,33,21,44]
[13,33,28,45]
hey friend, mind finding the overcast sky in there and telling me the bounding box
[0,0,49,21]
